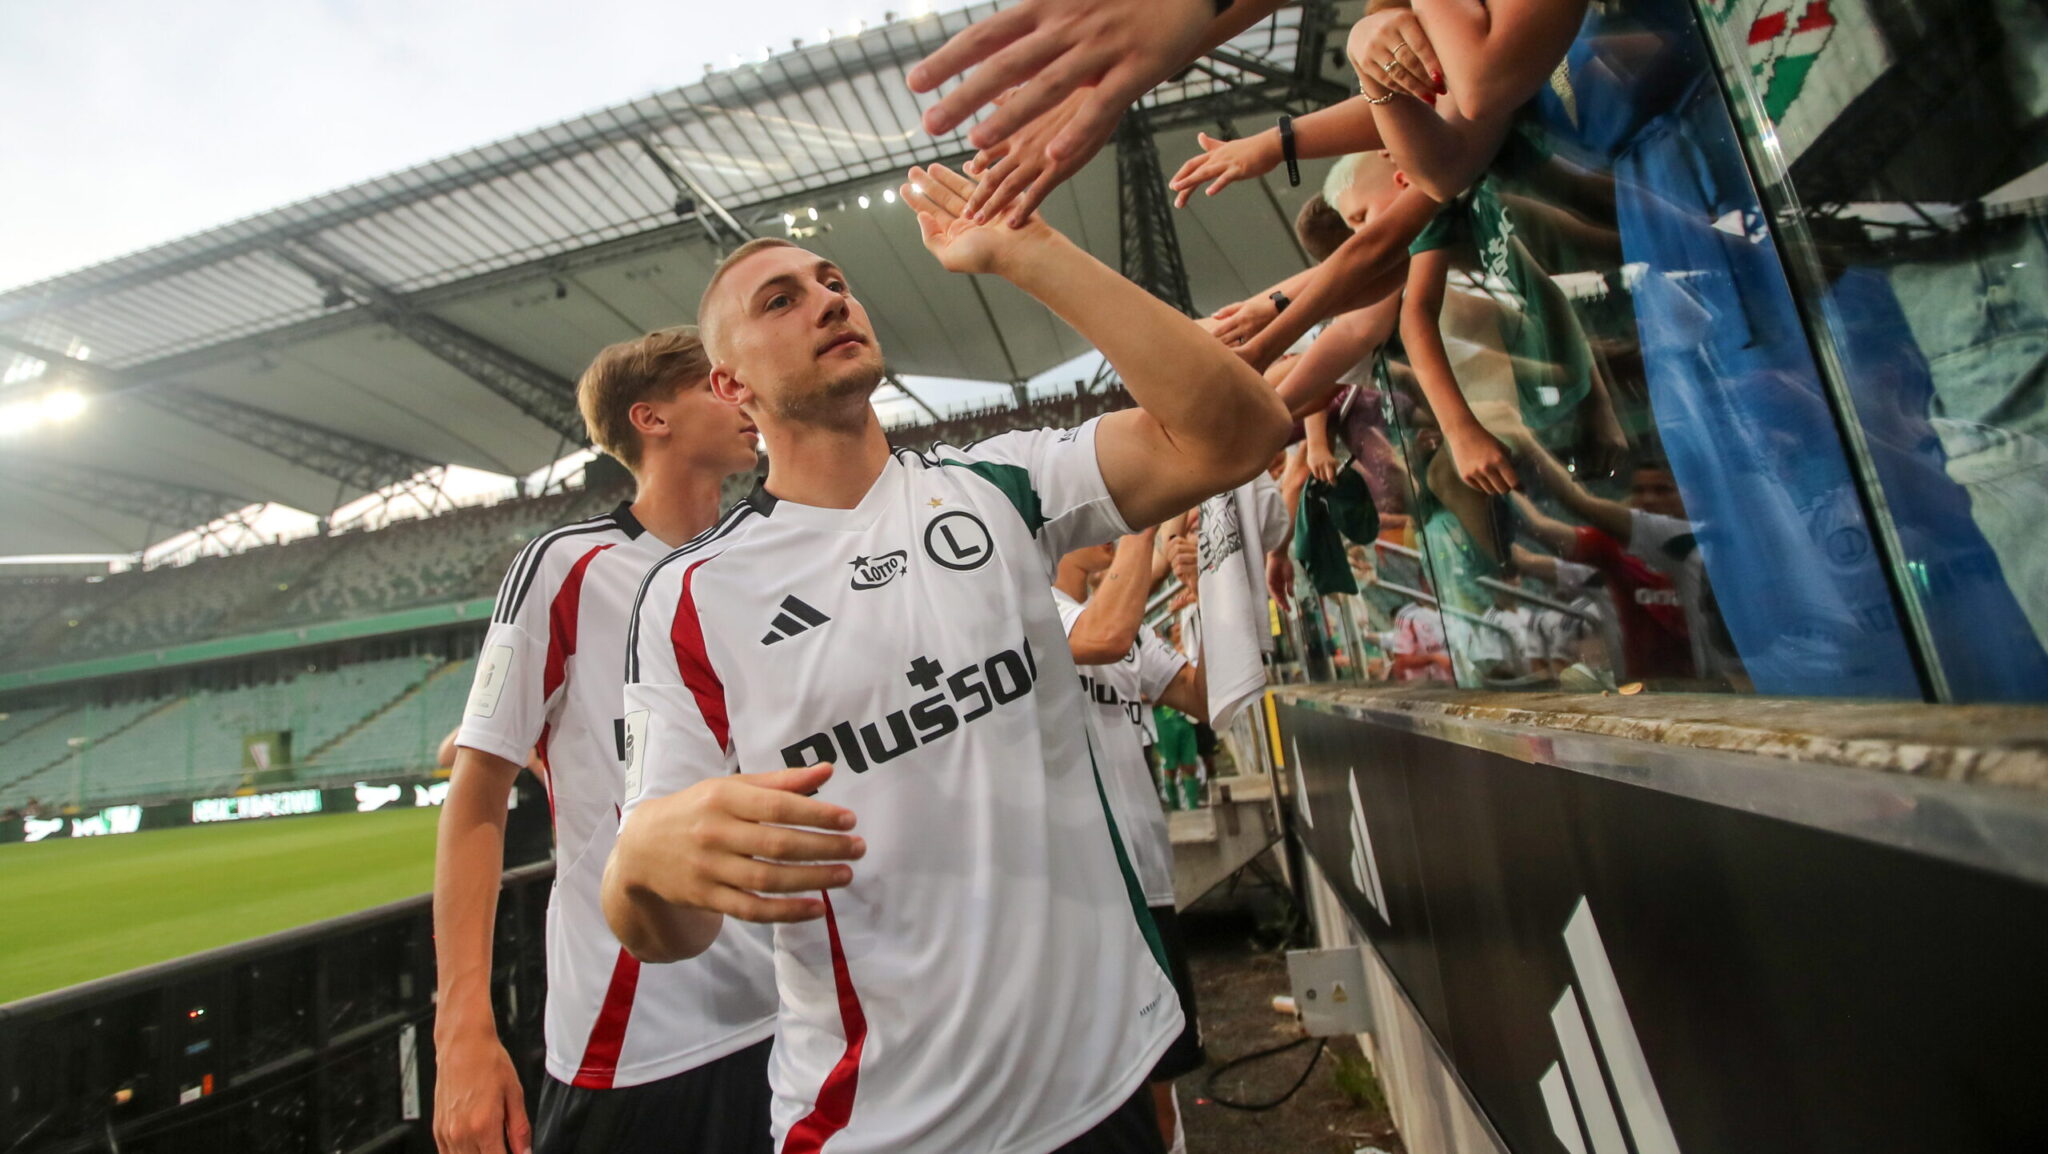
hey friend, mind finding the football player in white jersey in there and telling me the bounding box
[433,328,778,1154]
[1052,531,1209,1151]
[601,163,1290,1153]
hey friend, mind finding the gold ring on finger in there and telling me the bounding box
[1380,58,1399,73]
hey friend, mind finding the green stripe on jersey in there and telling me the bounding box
[941,459,1045,536]
[1085,735,1170,977]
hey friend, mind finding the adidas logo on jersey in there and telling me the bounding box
[780,641,1039,773]
[1536,898,1682,1154]
[760,595,831,645]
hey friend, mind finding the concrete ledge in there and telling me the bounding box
[1275,685,2048,794]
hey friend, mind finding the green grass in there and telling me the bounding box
[0,807,440,1004]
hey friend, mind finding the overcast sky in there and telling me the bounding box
[0,0,963,289]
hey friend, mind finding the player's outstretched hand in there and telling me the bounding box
[617,763,863,925]
[908,0,1214,155]
[904,163,1058,276]
[433,1035,531,1154]
[1169,131,1283,208]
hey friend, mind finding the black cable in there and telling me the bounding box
[1203,1036,1328,1112]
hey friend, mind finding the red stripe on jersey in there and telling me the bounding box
[572,948,643,1088]
[669,558,730,751]
[543,544,614,702]
[783,896,868,1154]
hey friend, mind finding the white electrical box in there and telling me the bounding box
[1286,947,1373,1037]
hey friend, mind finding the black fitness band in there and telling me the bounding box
[1278,114,1300,188]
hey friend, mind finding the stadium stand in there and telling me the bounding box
[0,697,172,811]
[0,704,68,748]
[0,659,457,811]
[0,479,631,672]
[308,658,475,779]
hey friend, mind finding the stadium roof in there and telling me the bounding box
[0,1,1351,558]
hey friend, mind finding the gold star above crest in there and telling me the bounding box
[928,497,944,508]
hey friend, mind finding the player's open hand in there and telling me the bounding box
[432,1033,530,1154]
[1169,131,1283,208]
[904,163,1056,276]
[616,763,863,925]
[909,0,1213,156]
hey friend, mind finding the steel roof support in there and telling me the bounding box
[275,240,587,441]
[0,333,439,497]
[882,372,942,421]
[1115,113,1196,315]
[635,136,757,249]
[0,456,252,541]
[143,388,440,496]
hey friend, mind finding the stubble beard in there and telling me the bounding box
[766,355,886,431]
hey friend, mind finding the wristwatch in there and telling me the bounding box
[1277,114,1300,188]
[1269,291,1292,313]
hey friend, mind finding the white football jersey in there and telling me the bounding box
[457,503,777,1089]
[1051,587,1187,908]
[623,418,1181,1154]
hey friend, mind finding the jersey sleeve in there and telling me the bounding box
[1052,592,1086,637]
[942,415,1134,568]
[454,542,562,766]
[619,560,740,818]
[1134,627,1190,702]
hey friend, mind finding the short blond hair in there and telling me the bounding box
[697,237,802,361]
[576,326,710,471]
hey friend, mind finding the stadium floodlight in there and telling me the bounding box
[784,212,797,227]
[41,388,87,423]
[807,206,820,221]
[858,194,871,209]
[883,188,897,204]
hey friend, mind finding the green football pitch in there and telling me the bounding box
[0,807,441,1004]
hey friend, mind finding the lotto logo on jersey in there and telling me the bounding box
[780,641,1039,773]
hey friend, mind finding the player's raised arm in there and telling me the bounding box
[903,164,1291,531]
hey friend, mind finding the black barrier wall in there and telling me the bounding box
[1278,700,2048,1153]
[0,864,552,1154]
